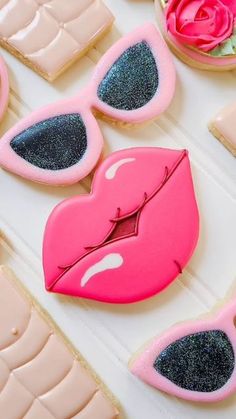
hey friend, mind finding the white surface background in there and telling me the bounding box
[0,0,236,418]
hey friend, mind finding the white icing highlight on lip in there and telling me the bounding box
[81,254,123,287]
[105,158,135,179]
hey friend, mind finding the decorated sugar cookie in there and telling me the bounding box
[0,0,114,82]
[209,103,236,156]
[43,147,199,304]
[0,266,119,417]
[156,0,236,71]
[0,24,176,186]
[0,55,9,121]
[130,298,236,402]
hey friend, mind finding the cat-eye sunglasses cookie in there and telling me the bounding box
[0,24,175,186]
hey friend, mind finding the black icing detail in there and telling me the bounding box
[10,114,87,170]
[154,330,235,392]
[98,41,159,110]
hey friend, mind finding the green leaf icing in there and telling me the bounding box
[209,30,236,57]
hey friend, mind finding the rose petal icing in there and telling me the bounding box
[166,0,236,52]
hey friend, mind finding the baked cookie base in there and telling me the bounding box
[208,124,236,157]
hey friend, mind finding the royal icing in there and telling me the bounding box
[0,54,9,121]
[130,297,236,402]
[43,147,199,304]
[0,24,176,186]
[210,103,236,156]
[157,0,236,69]
[0,267,119,418]
[0,0,114,80]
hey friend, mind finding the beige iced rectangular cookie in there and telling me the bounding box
[0,266,119,419]
[209,103,236,157]
[0,0,114,81]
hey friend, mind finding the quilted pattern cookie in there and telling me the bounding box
[209,102,236,157]
[0,266,119,418]
[0,0,114,81]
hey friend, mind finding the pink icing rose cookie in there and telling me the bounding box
[43,147,199,304]
[0,55,9,121]
[0,24,176,186]
[130,297,236,402]
[156,0,236,70]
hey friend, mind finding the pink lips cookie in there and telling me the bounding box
[0,24,176,186]
[0,55,9,121]
[130,298,236,402]
[43,147,199,304]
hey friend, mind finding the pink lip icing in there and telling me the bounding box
[43,147,199,304]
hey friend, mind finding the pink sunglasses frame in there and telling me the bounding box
[0,23,176,186]
[130,299,236,402]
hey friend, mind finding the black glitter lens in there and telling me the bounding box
[98,41,159,110]
[10,114,87,170]
[154,330,234,392]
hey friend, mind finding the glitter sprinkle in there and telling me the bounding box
[154,330,235,392]
[10,114,87,170]
[98,41,159,110]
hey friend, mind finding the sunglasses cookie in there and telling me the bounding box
[130,298,236,402]
[0,0,114,82]
[43,147,199,304]
[156,0,236,71]
[0,23,176,186]
[209,103,236,157]
[0,55,9,121]
[0,266,119,417]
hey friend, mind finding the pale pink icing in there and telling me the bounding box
[0,375,34,418]
[24,400,55,419]
[0,311,51,369]
[40,362,98,417]
[0,267,119,418]
[0,55,9,121]
[0,270,30,350]
[71,392,119,419]
[0,358,9,391]
[0,0,38,38]
[212,103,236,148]
[10,9,59,55]
[0,0,114,77]
[131,299,236,402]
[43,147,199,303]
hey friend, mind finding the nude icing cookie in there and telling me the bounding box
[209,103,236,156]
[130,298,236,402]
[0,55,9,121]
[0,266,119,418]
[0,24,176,186]
[43,147,199,304]
[156,0,236,71]
[0,0,114,81]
